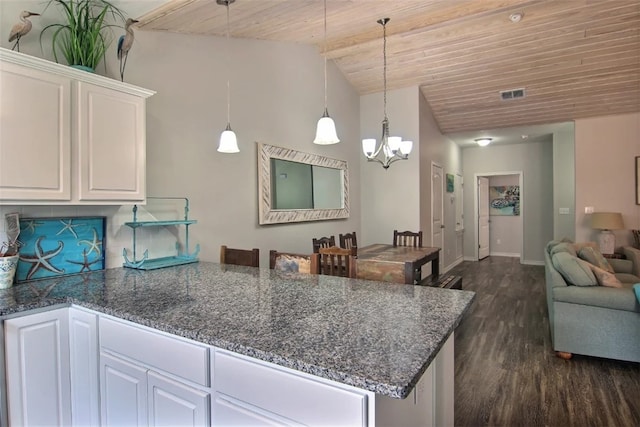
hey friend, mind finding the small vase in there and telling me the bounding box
[0,255,19,289]
[70,64,95,73]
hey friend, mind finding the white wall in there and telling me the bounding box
[1,12,362,269]
[462,141,554,264]
[574,112,640,248]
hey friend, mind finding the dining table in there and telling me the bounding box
[355,243,441,285]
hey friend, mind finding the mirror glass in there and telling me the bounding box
[258,143,349,224]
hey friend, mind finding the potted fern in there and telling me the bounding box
[40,0,127,73]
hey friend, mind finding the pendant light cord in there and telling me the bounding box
[382,18,387,121]
[226,2,231,125]
[323,0,328,110]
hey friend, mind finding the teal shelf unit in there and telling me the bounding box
[123,197,200,270]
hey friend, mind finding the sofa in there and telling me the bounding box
[544,240,640,362]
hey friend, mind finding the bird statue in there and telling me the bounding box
[117,18,139,82]
[8,11,40,52]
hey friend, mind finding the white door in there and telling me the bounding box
[101,352,148,426]
[478,177,490,260]
[148,371,210,426]
[4,309,72,427]
[432,163,444,274]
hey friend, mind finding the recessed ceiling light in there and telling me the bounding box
[509,12,523,23]
[475,138,492,147]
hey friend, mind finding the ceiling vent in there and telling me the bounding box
[500,88,525,100]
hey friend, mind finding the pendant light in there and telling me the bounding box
[313,0,339,145]
[362,18,412,169]
[217,0,239,153]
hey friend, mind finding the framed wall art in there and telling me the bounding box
[489,186,520,216]
[16,216,106,282]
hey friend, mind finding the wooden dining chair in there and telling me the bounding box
[339,232,358,253]
[220,245,260,267]
[312,235,336,253]
[318,246,357,278]
[393,230,423,248]
[269,250,319,274]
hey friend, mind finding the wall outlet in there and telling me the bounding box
[585,206,594,214]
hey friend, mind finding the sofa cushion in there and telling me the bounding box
[552,252,597,287]
[589,264,622,288]
[549,242,577,257]
[622,246,640,277]
[578,246,614,273]
[615,272,640,285]
[553,286,639,313]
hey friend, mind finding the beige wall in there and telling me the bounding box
[574,112,640,248]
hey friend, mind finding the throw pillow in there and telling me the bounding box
[588,264,623,288]
[578,246,614,274]
[633,284,640,304]
[552,252,597,287]
[549,242,577,257]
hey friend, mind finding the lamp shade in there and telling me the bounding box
[591,212,624,230]
[314,114,339,145]
[218,126,239,153]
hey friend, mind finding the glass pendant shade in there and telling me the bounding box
[400,140,413,155]
[314,109,339,145]
[218,124,239,153]
[362,138,376,156]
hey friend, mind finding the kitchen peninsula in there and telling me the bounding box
[0,263,474,426]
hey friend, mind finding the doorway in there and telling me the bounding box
[473,172,524,263]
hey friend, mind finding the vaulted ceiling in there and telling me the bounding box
[136,0,640,138]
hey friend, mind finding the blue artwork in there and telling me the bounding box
[17,217,106,282]
[489,186,520,216]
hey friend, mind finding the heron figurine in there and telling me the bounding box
[8,11,40,52]
[117,18,139,82]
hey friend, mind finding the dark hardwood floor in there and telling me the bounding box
[449,256,640,427]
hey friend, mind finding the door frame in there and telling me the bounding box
[431,162,444,274]
[473,171,524,262]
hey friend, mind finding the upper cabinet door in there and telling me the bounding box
[0,61,71,201]
[76,81,146,202]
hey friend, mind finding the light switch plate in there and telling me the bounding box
[585,206,594,214]
[559,208,570,214]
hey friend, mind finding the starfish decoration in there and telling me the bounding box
[57,219,85,239]
[77,228,102,256]
[19,236,65,280]
[21,219,44,235]
[67,249,102,273]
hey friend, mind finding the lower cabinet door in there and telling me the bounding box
[69,308,100,426]
[4,308,72,427]
[148,371,210,426]
[100,352,148,426]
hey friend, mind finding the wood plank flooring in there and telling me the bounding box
[449,256,639,427]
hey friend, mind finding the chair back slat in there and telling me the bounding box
[393,230,423,248]
[312,235,336,253]
[318,246,356,278]
[220,245,260,267]
[339,232,358,254]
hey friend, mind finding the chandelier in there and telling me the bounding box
[362,18,412,169]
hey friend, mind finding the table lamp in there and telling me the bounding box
[590,212,624,255]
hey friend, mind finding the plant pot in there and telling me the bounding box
[70,64,95,73]
[0,255,19,289]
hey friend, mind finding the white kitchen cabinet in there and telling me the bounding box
[0,47,154,204]
[101,352,149,426]
[213,349,369,426]
[99,315,211,426]
[69,307,100,426]
[4,308,72,426]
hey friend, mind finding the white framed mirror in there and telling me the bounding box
[257,142,349,224]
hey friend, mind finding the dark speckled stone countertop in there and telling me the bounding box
[0,262,475,399]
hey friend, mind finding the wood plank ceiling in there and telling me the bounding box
[137,0,640,135]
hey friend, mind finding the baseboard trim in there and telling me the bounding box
[443,257,464,273]
[522,259,544,266]
[489,252,520,258]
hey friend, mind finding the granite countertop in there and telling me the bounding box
[0,262,475,399]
